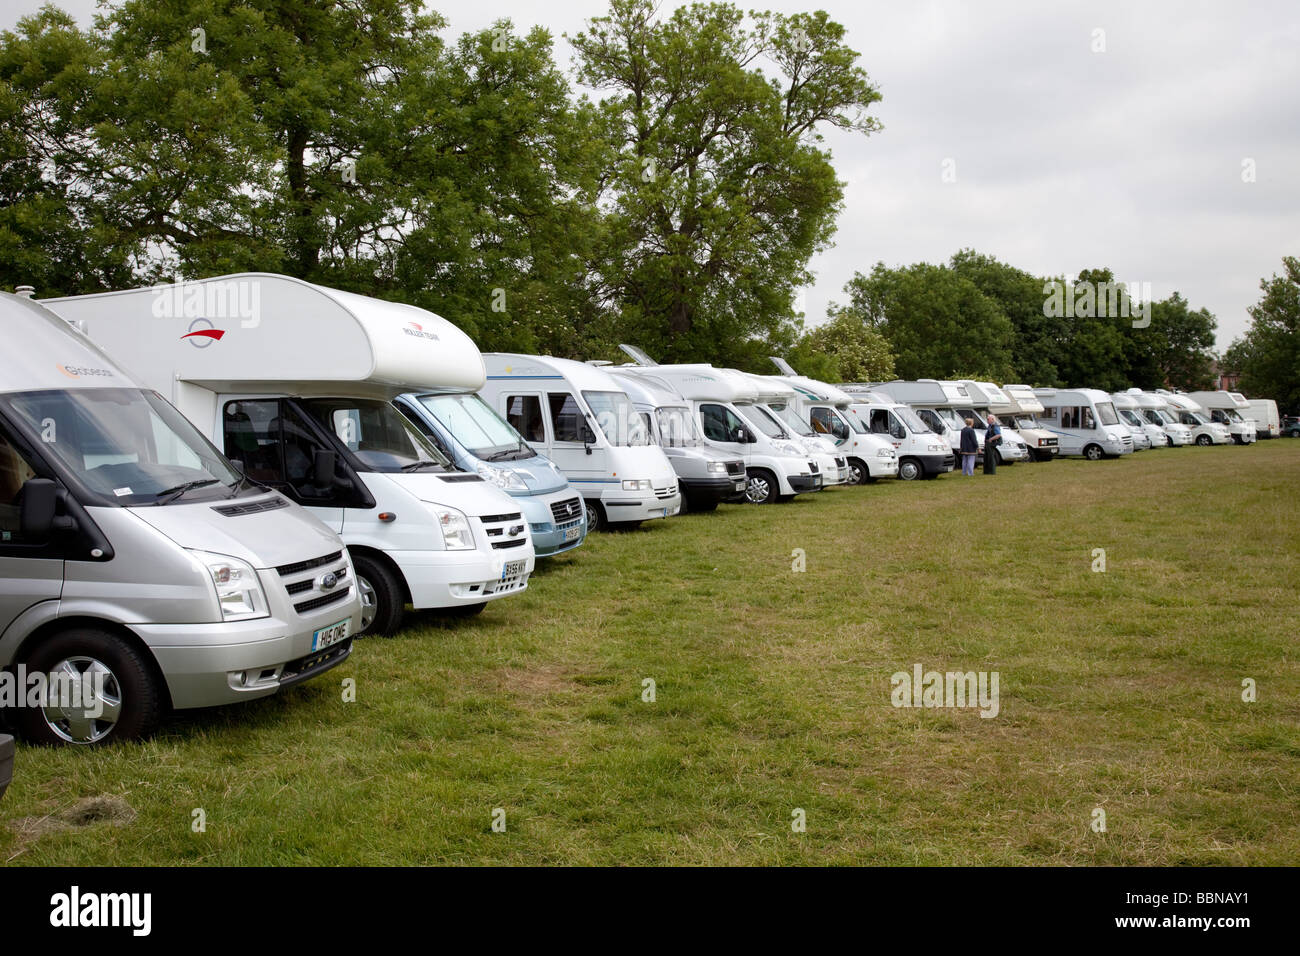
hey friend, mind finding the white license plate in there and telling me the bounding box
[562,526,582,541]
[312,619,350,651]
[500,559,526,580]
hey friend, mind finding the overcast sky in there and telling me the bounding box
[6,0,1298,349]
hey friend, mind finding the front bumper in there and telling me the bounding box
[136,611,359,710]
[921,453,954,476]
[788,473,825,493]
[600,484,681,522]
[682,474,748,505]
[392,547,535,608]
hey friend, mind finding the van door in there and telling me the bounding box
[544,391,607,488]
[0,426,64,630]
[220,398,345,532]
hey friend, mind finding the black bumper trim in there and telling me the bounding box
[278,639,353,690]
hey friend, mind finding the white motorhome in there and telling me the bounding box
[743,373,849,486]
[1126,390,1194,446]
[959,381,1047,462]
[1158,391,1232,446]
[480,354,680,530]
[1187,391,1258,444]
[614,364,823,504]
[1111,392,1165,449]
[1033,388,1134,459]
[998,385,1061,461]
[44,275,535,637]
[881,380,1029,465]
[1242,398,1279,439]
[0,291,361,745]
[606,369,749,511]
[837,385,952,480]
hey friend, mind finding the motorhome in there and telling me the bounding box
[613,363,824,504]
[606,369,749,511]
[759,360,900,483]
[881,380,1029,465]
[1157,391,1233,446]
[837,385,952,480]
[1187,391,1259,444]
[393,390,587,557]
[43,275,534,637]
[743,373,849,486]
[479,354,680,530]
[1242,398,1279,439]
[998,385,1061,461]
[1126,390,1194,446]
[1111,392,1165,449]
[1033,388,1134,459]
[1,290,361,745]
[959,381,1049,461]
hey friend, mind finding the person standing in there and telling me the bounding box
[983,413,1002,475]
[959,417,978,476]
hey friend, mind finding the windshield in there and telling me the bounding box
[583,390,650,447]
[767,403,815,436]
[655,405,704,447]
[301,398,452,473]
[1118,409,1144,427]
[736,404,787,439]
[1222,409,1244,423]
[1012,414,1039,429]
[846,407,871,434]
[938,408,964,430]
[894,406,931,434]
[416,393,531,461]
[5,387,238,505]
[1154,409,1176,424]
[1096,402,1120,426]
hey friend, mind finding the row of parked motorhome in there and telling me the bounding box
[0,274,1279,746]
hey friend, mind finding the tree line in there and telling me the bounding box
[2,0,1292,404]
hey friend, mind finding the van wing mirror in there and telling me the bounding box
[20,478,58,541]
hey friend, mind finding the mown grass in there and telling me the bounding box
[2,441,1298,866]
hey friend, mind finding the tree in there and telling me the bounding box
[1049,267,1129,392]
[1224,257,1300,414]
[949,249,1065,386]
[570,0,881,366]
[793,309,895,382]
[839,262,1015,381]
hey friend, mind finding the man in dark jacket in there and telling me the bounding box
[959,417,978,475]
[983,414,1002,474]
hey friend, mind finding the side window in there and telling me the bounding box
[810,407,833,434]
[1080,407,1095,429]
[506,395,545,443]
[917,408,943,433]
[0,429,39,546]
[222,400,326,500]
[1039,406,1057,422]
[637,412,656,445]
[700,404,737,442]
[887,413,906,440]
[396,402,451,457]
[869,409,890,434]
[548,393,585,443]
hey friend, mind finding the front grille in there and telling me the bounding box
[276,551,344,577]
[725,461,745,477]
[835,457,847,468]
[480,512,529,552]
[808,461,819,474]
[295,586,352,615]
[480,512,523,523]
[492,538,528,550]
[285,566,350,596]
[550,497,583,524]
[213,496,288,517]
[654,484,677,499]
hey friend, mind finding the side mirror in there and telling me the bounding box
[229,458,245,476]
[20,478,58,541]
[732,427,749,443]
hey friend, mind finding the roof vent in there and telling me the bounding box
[14,285,35,299]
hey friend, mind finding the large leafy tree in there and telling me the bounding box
[1223,257,1300,414]
[793,309,895,383]
[839,261,1015,382]
[571,0,881,366]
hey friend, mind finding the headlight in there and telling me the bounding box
[707,461,727,474]
[774,440,802,456]
[191,550,267,621]
[877,448,894,458]
[432,505,475,551]
[621,478,651,491]
[475,461,528,492]
[928,443,945,453]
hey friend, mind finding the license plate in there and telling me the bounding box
[500,559,526,580]
[562,526,581,541]
[312,619,350,651]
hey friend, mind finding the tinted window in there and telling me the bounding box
[548,392,586,443]
[506,395,545,443]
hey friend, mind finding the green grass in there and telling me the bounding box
[3,441,1299,865]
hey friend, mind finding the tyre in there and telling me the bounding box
[1083,444,1104,461]
[847,458,870,485]
[745,468,777,504]
[584,499,605,532]
[351,553,406,636]
[17,628,163,745]
[1195,434,1212,446]
[898,457,922,481]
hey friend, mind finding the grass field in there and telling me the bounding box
[3,441,1298,866]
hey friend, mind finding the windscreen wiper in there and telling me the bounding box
[400,460,444,472]
[155,478,221,505]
